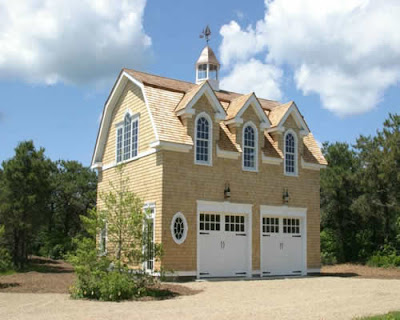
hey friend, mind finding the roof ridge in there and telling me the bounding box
[124,68,195,86]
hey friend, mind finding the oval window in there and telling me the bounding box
[171,212,188,244]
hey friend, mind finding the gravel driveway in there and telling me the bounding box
[1,277,400,320]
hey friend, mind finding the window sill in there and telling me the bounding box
[195,161,212,167]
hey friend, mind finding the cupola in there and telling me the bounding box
[196,26,220,91]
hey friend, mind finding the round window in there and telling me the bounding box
[171,212,188,244]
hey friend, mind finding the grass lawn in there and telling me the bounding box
[357,312,400,319]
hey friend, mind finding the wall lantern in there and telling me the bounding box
[282,188,290,205]
[224,183,231,200]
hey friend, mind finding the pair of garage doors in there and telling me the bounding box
[198,210,305,278]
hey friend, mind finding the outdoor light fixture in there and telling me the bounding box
[283,188,290,205]
[224,183,231,200]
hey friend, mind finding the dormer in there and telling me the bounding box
[195,45,220,91]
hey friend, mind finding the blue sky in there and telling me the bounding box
[1,0,399,166]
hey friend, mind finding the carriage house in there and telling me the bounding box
[91,44,327,278]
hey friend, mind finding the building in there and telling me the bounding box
[91,41,327,278]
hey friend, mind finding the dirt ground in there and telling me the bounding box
[321,264,400,279]
[1,259,400,319]
[1,277,400,320]
[0,257,197,297]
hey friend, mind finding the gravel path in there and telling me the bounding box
[1,277,399,320]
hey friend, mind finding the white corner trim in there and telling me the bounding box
[262,154,283,165]
[307,268,321,274]
[216,145,240,159]
[301,157,327,170]
[102,148,157,171]
[150,140,193,153]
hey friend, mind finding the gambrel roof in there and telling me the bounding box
[92,69,326,167]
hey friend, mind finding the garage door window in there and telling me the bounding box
[283,218,300,234]
[225,215,245,232]
[200,213,220,231]
[263,217,279,233]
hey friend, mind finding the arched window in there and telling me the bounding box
[116,111,139,163]
[195,113,212,165]
[284,131,297,175]
[243,123,257,171]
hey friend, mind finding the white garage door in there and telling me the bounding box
[198,212,249,278]
[261,216,304,276]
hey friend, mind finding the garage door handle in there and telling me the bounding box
[235,233,246,236]
[263,234,271,237]
[200,232,209,235]
[292,235,301,238]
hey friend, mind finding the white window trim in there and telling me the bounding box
[284,129,298,177]
[242,121,258,172]
[143,202,156,272]
[171,212,188,245]
[115,111,140,164]
[194,112,213,166]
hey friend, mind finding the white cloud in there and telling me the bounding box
[220,59,283,101]
[0,0,151,86]
[219,0,400,116]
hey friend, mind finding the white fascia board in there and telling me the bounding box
[301,157,327,170]
[262,155,283,165]
[216,145,240,159]
[235,95,271,128]
[277,103,310,134]
[91,71,159,167]
[185,82,226,117]
[150,140,193,153]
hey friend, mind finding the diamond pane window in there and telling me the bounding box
[243,125,256,170]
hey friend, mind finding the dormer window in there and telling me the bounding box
[116,112,139,163]
[243,122,258,171]
[284,130,297,176]
[198,64,207,80]
[195,113,212,166]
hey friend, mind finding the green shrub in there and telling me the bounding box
[367,245,400,268]
[70,269,138,301]
[321,229,339,265]
[0,248,14,272]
